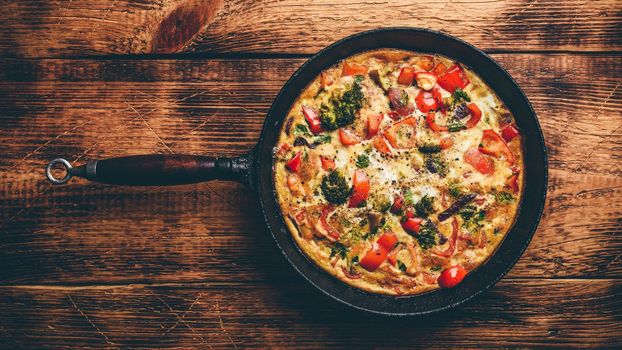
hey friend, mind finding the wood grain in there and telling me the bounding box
[0,0,621,57]
[0,279,620,348]
[0,54,620,285]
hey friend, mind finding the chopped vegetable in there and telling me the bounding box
[355,153,370,168]
[437,193,477,222]
[368,69,389,91]
[302,105,323,134]
[338,128,360,146]
[431,217,459,258]
[464,148,495,175]
[437,265,467,288]
[401,217,423,234]
[424,154,448,176]
[383,116,417,148]
[397,260,407,272]
[415,72,438,91]
[294,124,311,136]
[372,135,392,154]
[359,242,388,272]
[390,195,404,214]
[465,103,482,128]
[416,220,439,249]
[426,112,448,132]
[447,119,466,132]
[377,232,398,250]
[506,173,519,193]
[320,81,365,130]
[286,151,302,172]
[415,90,439,113]
[348,170,370,208]
[437,64,470,93]
[479,129,515,164]
[452,88,471,103]
[319,205,341,240]
[494,190,515,204]
[397,67,416,85]
[433,62,448,76]
[501,124,520,142]
[342,62,368,76]
[321,170,351,204]
[440,137,454,150]
[320,156,335,170]
[329,242,349,259]
[418,143,441,154]
[367,114,383,138]
[416,55,435,71]
[414,195,436,218]
[388,87,415,116]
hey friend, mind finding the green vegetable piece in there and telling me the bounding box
[329,242,349,260]
[416,221,439,250]
[321,170,351,204]
[414,195,436,218]
[431,265,442,272]
[319,81,365,130]
[494,190,515,204]
[452,88,471,103]
[447,120,467,132]
[355,153,370,168]
[397,260,407,272]
[424,154,448,176]
[294,124,311,136]
[418,143,441,154]
[448,183,463,198]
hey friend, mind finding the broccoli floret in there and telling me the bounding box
[418,143,441,154]
[321,170,351,204]
[319,81,365,130]
[414,195,436,218]
[452,88,471,104]
[416,221,438,249]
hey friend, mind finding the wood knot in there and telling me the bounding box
[150,0,224,54]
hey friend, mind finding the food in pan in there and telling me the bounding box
[273,49,523,295]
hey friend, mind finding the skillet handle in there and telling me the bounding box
[45,153,254,187]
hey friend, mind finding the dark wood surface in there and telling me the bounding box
[0,1,621,348]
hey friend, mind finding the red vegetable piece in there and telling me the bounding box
[417,55,435,71]
[383,116,417,148]
[377,232,398,251]
[286,151,302,172]
[501,124,520,142]
[372,136,392,154]
[342,62,368,76]
[415,90,438,113]
[320,156,335,171]
[433,62,448,76]
[415,72,438,91]
[440,137,453,150]
[465,103,482,129]
[437,64,470,93]
[338,128,360,146]
[431,218,459,258]
[397,67,416,85]
[367,114,384,138]
[426,112,448,132]
[479,129,515,164]
[276,143,291,157]
[348,170,370,208]
[390,195,404,214]
[359,242,388,272]
[320,205,340,240]
[302,105,323,134]
[464,148,495,175]
[437,265,467,288]
[401,217,423,234]
[386,111,400,120]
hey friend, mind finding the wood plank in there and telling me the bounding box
[0,54,620,285]
[0,279,619,348]
[0,0,621,58]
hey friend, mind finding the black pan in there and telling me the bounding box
[45,28,547,316]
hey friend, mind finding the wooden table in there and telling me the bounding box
[1,1,620,348]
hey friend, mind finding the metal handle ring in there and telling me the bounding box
[46,158,73,184]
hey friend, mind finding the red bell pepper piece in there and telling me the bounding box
[367,114,384,138]
[286,151,302,172]
[426,112,448,132]
[372,135,392,155]
[415,72,438,91]
[501,124,520,142]
[464,148,495,175]
[383,116,417,148]
[320,156,335,171]
[348,170,370,208]
[338,128,360,146]
[359,242,388,272]
[433,62,448,76]
[437,265,467,288]
[465,103,482,129]
[401,217,423,235]
[438,64,470,93]
[397,67,416,85]
[386,111,400,120]
[415,90,438,113]
[377,232,398,251]
[479,129,515,164]
[342,62,367,76]
[390,195,404,214]
[302,105,323,134]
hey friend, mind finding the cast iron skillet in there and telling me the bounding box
[45,28,547,315]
